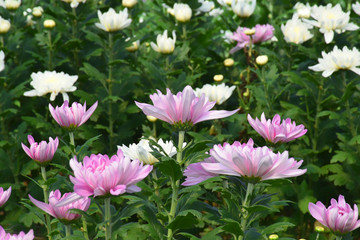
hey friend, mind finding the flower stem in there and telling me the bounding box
[41,166,52,240]
[71,7,80,72]
[239,182,254,240]
[47,30,53,70]
[312,79,323,153]
[167,130,185,240]
[108,32,114,152]
[69,132,75,155]
[82,218,89,240]
[335,236,342,240]
[104,197,112,240]
[65,224,71,239]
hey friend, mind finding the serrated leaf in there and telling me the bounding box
[155,158,182,181]
[262,222,295,235]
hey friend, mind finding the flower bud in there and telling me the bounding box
[5,0,21,10]
[269,234,279,240]
[243,88,249,97]
[224,58,234,67]
[122,0,137,8]
[126,40,140,52]
[32,6,44,17]
[256,55,268,65]
[0,18,11,34]
[315,226,325,233]
[225,0,232,5]
[44,19,56,29]
[244,28,255,36]
[213,74,223,82]
[147,115,157,122]
[173,3,192,22]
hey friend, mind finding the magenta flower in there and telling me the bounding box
[29,190,90,223]
[0,226,34,240]
[230,24,274,54]
[309,195,360,235]
[49,100,98,130]
[135,85,238,130]
[183,139,306,185]
[69,150,153,197]
[247,113,307,144]
[0,187,11,207]
[21,135,59,164]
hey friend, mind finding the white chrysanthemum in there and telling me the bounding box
[173,3,192,22]
[0,51,4,72]
[24,71,78,101]
[353,2,360,15]
[197,0,214,13]
[293,2,311,18]
[61,0,86,8]
[305,4,359,44]
[281,15,313,44]
[118,138,184,165]
[195,83,236,105]
[151,30,176,54]
[217,0,232,7]
[231,0,256,18]
[309,46,360,77]
[95,8,132,32]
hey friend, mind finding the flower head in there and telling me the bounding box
[0,17,10,34]
[70,150,152,197]
[24,71,77,101]
[29,190,90,223]
[49,100,98,130]
[353,2,360,16]
[231,0,256,18]
[293,2,311,18]
[21,135,59,165]
[0,226,34,240]
[118,138,183,165]
[43,19,55,29]
[0,187,11,207]
[247,113,307,144]
[122,0,137,8]
[173,3,192,22]
[305,4,358,44]
[95,8,132,32]
[182,156,219,186]
[309,46,360,77]
[194,83,236,105]
[4,0,21,10]
[230,24,274,54]
[281,15,313,44]
[135,85,238,130]
[309,195,360,235]
[151,30,176,54]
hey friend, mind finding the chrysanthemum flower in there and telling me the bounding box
[247,113,307,143]
[231,0,256,18]
[69,150,152,197]
[24,71,77,101]
[95,8,132,32]
[0,187,11,207]
[194,83,236,105]
[309,46,360,77]
[353,2,360,15]
[150,30,176,54]
[29,190,90,223]
[230,24,274,54]
[293,2,311,18]
[281,15,313,44]
[61,0,86,8]
[21,135,59,165]
[305,4,358,44]
[309,195,360,235]
[135,85,238,130]
[173,3,192,22]
[0,226,34,240]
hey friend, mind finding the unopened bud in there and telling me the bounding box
[225,0,232,5]
[213,74,223,82]
[147,115,157,122]
[209,125,217,135]
[315,226,324,233]
[122,0,137,8]
[0,19,11,34]
[224,58,234,67]
[5,0,21,10]
[244,28,255,36]
[269,234,279,240]
[126,40,140,52]
[243,88,249,97]
[32,6,44,17]
[256,55,268,65]
[43,19,56,29]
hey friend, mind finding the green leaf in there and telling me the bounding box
[155,158,182,181]
[167,211,199,231]
[261,222,295,235]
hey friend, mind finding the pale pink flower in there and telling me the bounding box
[183,138,306,184]
[21,135,59,164]
[247,113,307,144]
[49,100,98,130]
[309,195,360,234]
[29,190,90,222]
[230,24,274,54]
[135,85,238,130]
[0,187,11,207]
[70,150,153,197]
[0,226,34,240]
[182,157,218,186]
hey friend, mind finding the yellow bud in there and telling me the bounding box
[145,42,150,47]
[126,41,140,52]
[315,226,324,233]
[122,0,137,8]
[43,19,56,29]
[147,115,157,122]
[0,19,11,34]
[243,88,250,97]
[213,74,224,82]
[256,55,268,65]
[225,0,232,5]
[5,0,20,10]
[32,7,43,17]
[269,234,279,240]
[224,58,234,67]
[244,28,255,36]
[209,125,217,135]
[298,238,306,240]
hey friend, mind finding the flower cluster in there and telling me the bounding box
[0,226,34,240]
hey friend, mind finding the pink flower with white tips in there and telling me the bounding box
[29,190,90,223]
[309,195,360,235]
[21,135,59,164]
[135,85,238,130]
[49,100,98,130]
[247,113,307,144]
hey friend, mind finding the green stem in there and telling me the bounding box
[167,130,185,240]
[335,236,342,240]
[152,121,157,138]
[239,182,254,240]
[71,7,80,72]
[260,67,271,113]
[82,217,89,240]
[312,79,323,153]
[104,197,112,240]
[182,24,187,40]
[69,132,75,155]
[65,225,71,239]
[41,166,52,240]
[47,30,53,70]
[108,33,114,152]
[0,36,4,48]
